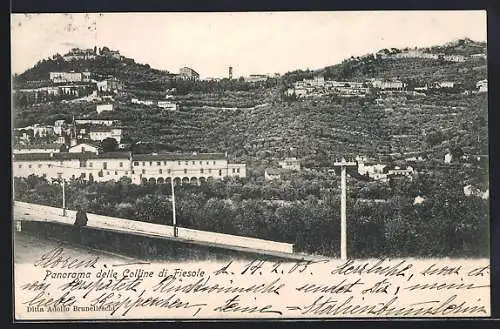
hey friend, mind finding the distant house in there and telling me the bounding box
[387,166,414,180]
[444,54,466,62]
[279,157,301,171]
[444,152,453,164]
[68,142,100,154]
[96,104,114,114]
[476,80,488,93]
[49,72,83,83]
[13,143,65,154]
[97,77,124,93]
[265,168,281,181]
[89,127,122,144]
[437,81,455,89]
[372,79,405,90]
[157,101,178,111]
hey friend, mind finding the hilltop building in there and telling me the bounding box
[179,67,200,81]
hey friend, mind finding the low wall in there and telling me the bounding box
[13,201,294,254]
[16,220,294,262]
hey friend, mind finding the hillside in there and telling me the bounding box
[282,38,487,87]
[13,51,172,87]
[13,39,489,167]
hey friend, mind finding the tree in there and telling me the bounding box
[101,137,118,152]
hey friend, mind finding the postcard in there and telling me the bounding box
[11,11,490,320]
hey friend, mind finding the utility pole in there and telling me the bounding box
[333,158,357,260]
[170,175,178,237]
[62,178,66,216]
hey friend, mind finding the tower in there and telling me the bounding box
[229,66,233,80]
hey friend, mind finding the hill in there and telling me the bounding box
[13,49,173,87]
[282,38,487,88]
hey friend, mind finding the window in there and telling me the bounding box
[163,161,167,165]
[18,164,22,168]
[200,169,204,174]
[107,171,110,175]
[125,171,128,175]
[103,162,107,170]
[150,161,153,166]
[89,162,93,168]
[28,164,32,168]
[142,169,145,174]
[167,169,171,174]
[219,169,222,176]
[82,147,86,153]
[213,161,216,165]
[185,161,188,165]
[159,169,163,174]
[38,164,42,168]
[199,161,202,165]
[115,171,118,175]
[157,161,161,166]
[237,168,240,173]
[184,169,187,174]
[192,161,195,165]
[48,164,52,168]
[60,161,63,165]
[142,162,146,166]
[119,162,123,167]
[178,161,181,165]
[134,161,139,166]
[206,161,209,165]
[232,168,235,173]
[131,170,135,174]
[208,169,212,174]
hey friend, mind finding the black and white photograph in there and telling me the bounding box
[11,11,490,320]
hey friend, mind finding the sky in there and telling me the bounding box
[11,11,487,78]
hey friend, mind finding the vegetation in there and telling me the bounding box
[14,167,489,258]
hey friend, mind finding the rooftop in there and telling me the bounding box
[133,152,226,161]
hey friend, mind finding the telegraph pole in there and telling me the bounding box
[333,158,357,260]
[62,179,66,216]
[170,175,178,237]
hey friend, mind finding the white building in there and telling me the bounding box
[444,152,453,164]
[13,143,64,154]
[68,143,100,154]
[476,80,488,93]
[89,127,122,144]
[438,81,455,89]
[157,101,178,111]
[96,104,114,114]
[372,79,405,90]
[444,54,466,62]
[97,77,124,93]
[279,157,301,171]
[12,152,246,184]
[49,72,83,83]
[357,161,386,180]
[75,119,119,126]
[131,98,154,106]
